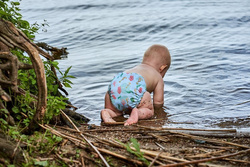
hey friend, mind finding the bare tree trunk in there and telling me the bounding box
[0,19,48,125]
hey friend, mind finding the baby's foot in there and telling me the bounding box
[101,109,116,123]
[124,108,139,126]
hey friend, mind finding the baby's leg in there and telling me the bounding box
[125,91,154,126]
[101,92,122,123]
[101,109,118,122]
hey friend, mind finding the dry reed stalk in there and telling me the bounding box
[139,118,166,122]
[39,124,77,142]
[37,157,54,161]
[55,153,81,165]
[57,129,84,141]
[148,150,164,167]
[42,125,89,152]
[96,147,144,166]
[55,125,79,133]
[12,138,21,159]
[168,131,250,149]
[159,148,250,167]
[60,110,110,167]
[154,142,176,164]
[223,158,250,164]
[84,127,141,133]
[144,154,166,165]
[137,125,236,133]
[149,133,170,142]
[186,149,226,159]
[101,122,125,125]
[139,148,189,163]
[80,152,98,165]
[43,124,86,145]
[236,100,250,105]
[156,156,177,164]
[61,139,68,146]
[80,154,85,167]
[82,133,123,148]
[201,145,234,150]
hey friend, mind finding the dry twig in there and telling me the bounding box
[159,148,250,167]
[60,110,110,167]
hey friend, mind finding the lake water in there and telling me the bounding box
[20,0,250,132]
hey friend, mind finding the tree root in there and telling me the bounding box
[0,19,87,131]
[0,19,47,125]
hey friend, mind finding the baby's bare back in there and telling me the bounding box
[125,64,162,93]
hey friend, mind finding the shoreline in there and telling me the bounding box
[49,122,250,166]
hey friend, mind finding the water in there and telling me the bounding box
[19,0,250,131]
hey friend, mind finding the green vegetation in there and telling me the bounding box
[119,138,149,165]
[0,0,39,39]
[0,0,76,166]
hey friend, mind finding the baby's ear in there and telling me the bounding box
[159,65,168,72]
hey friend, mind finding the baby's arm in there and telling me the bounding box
[153,79,164,106]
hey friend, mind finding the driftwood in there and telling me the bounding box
[0,19,50,125]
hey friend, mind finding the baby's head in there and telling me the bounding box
[142,44,171,76]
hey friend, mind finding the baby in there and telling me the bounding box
[101,44,171,126]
